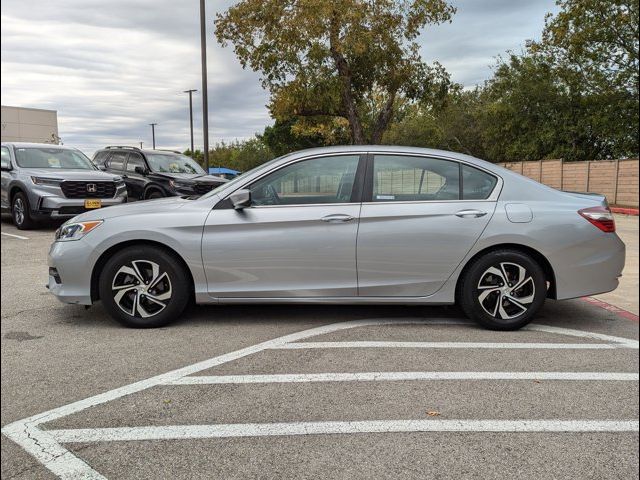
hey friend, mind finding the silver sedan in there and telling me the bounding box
[47,146,625,330]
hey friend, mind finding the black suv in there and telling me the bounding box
[93,146,227,200]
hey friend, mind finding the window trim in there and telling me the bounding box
[220,153,369,209]
[0,146,13,169]
[363,153,502,204]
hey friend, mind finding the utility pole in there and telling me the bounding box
[183,89,197,153]
[199,0,210,171]
[149,123,157,149]
[139,142,143,149]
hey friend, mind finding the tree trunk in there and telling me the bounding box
[329,13,366,144]
[370,92,397,144]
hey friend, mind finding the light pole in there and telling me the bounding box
[183,89,197,153]
[199,0,210,171]
[149,123,157,149]
[139,141,143,149]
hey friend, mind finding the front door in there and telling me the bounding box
[123,153,148,200]
[357,154,498,297]
[202,154,363,298]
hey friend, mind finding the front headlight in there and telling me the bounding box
[31,176,62,186]
[55,220,103,242]
[169,179,193,190]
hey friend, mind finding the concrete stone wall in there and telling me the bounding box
[497,159,639,208]
[1,105,59,144]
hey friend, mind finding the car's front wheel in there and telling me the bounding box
[98,246,190,328]
[12,192,36,230]
[458,250,547,330]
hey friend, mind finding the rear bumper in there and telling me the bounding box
[552,233,626,300]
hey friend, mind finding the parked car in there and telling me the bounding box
[48,146,624,330]
[93,146,227,200]
[1,142,127,229]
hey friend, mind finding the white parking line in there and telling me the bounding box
[275,341,637,350]
[2,318,638,479]
[48,420,640,443]
[1,231,29,240]
[166,371,640,385]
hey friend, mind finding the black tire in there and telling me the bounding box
[98,246,190,328]
[12,192,36,230]
[146,190,164,199]
[458,250,546,331]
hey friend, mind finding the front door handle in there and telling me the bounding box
[321,214,355,223]
[455,209,487,218]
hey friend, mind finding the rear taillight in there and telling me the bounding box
[578,206,616,233]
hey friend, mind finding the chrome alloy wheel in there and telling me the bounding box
[111,260,172,318]
[13,197,25,225]
[476,262,536,320]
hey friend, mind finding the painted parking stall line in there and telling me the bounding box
[166,371,640,385]
[274,341,635,350]
[1,231,29,240]
[48,420,640,443]
[2,318,638,479]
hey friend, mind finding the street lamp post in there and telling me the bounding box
[199,0,210,171]
[149,123,157,149]
[183,89,197,153]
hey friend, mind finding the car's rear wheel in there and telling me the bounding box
[98,246,190,328]
[12,192,36,230]
[458,250,547,330]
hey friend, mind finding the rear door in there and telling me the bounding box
[357,154,499,297]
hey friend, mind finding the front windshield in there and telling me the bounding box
[199,153,292,200]
[14,147,96,170]
[146,153,206,175]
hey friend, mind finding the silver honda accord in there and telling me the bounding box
[47,146,625,330]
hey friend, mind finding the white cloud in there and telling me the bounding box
[1,0,558,154]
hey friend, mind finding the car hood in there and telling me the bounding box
[22,169,122,181]
[71,196,189,222]
[152,172,228,184]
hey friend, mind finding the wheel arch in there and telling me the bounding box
[91,239,194,302]
[9,184,26,205]
[143,184,165,199]
[455,243,557,301]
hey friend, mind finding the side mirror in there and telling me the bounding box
[1,164,12,172]
[134,166,147,175]
[97,164,107,171]
[228,189,251,210]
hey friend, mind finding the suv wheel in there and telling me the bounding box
[146,190,164,199]
[98,246,190,328]
[458,250,546,330]
[12,192,36,230]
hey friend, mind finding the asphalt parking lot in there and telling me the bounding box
[1,216,638,479]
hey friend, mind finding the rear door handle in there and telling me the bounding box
[455,209,487,218]
[321,214,355,223]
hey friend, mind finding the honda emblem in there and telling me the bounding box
[86,183,98,193]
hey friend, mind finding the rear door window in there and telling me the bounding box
[126,153,146,173]
[107,152,126,171]
[371,155,460,201]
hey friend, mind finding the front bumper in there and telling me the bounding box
[35,192,127,218]
[47,238,95,305]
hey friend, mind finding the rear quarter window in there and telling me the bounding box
[462,164,498,200]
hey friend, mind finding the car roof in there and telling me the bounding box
[96,147,183,156]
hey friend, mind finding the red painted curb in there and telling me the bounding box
[581,297,639,322]
[611,207,639,216]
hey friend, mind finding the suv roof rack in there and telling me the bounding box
[155,149,183,154]
[104,146,142,151]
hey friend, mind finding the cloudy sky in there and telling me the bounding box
[1,0,559,154]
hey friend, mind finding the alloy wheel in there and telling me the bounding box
[111,260,172,318]
[13,198,25,225]
[476,262,536,320]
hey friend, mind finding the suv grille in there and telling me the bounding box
[193,183,217,195]
[61,181,116,199]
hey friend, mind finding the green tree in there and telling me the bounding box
[215,0,456,144]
